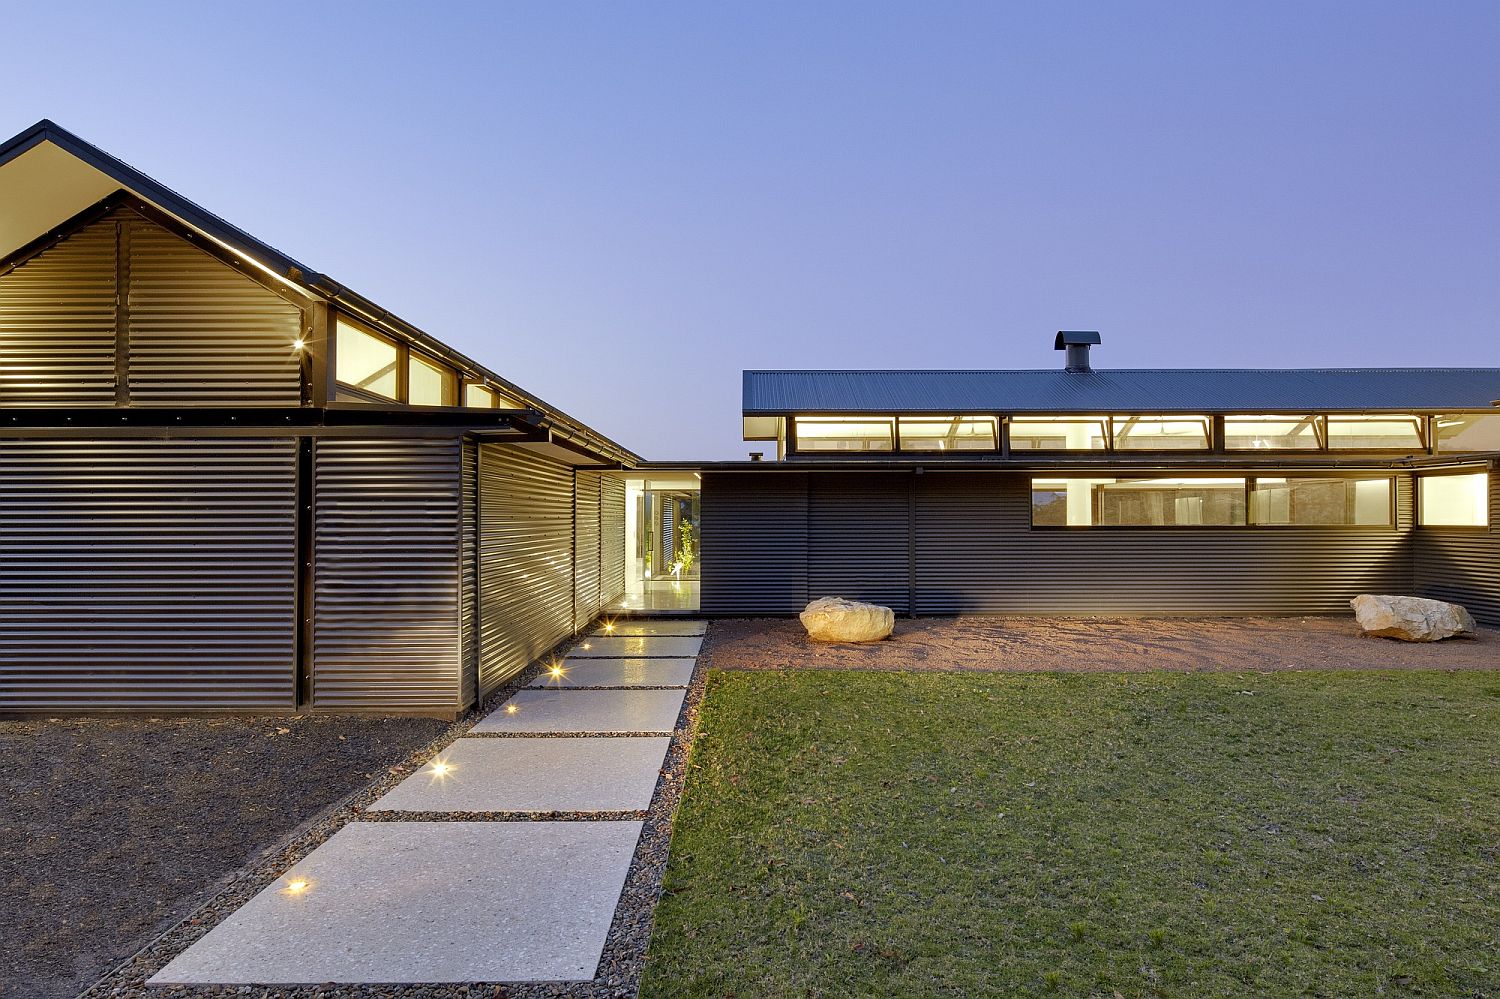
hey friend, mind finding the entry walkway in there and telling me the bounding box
[151,620,704,986]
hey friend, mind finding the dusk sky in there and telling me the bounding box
[7,2,1497,459]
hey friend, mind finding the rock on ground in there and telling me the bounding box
[800,597,895,643]
[1351,594,1477,642]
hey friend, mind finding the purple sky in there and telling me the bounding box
[7,3,1497,459]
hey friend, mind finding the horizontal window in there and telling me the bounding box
[1111,415,1211,451]
[1224,415,1320,450]
[1032,477,1247,527]
[1325,415,1423,450]
[408,352,456,407]
[1435,414,1500,453]
[335,318,398,400]
[464,382,496,408]
[1419,473,1489,527]
[794,416,894,452]
[1250,477,1392,526]
[898,416,997,451]
[1009,416,1108,451]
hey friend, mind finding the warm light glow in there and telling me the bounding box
[292,338,306,351]
[429,760,452,776]
[603,621,616,633]
[505,704,519,715]
[282,879,310,895]
[581,643,591,650]
[548,664,566,679]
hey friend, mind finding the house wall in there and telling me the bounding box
[1413,464,1500,625]
[702,469,1419,618]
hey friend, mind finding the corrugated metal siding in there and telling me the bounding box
[460,440,478,707]
[0,438,297,711]
[701,472,809,614]
[915,472,1414,615]
[574,470,602,630]
[477,444,576,698]
[1414,470,1500,625]
[808,472,910,611]
[311,437,463,712]
[0,217,118,407]
[126,217,304,406]
[601,475,626,604]
[702,470,1419,617]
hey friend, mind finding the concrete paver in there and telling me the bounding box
[471,688,686,734]
[592,620,706,637]
[541,657,695,688]
[568,635,702,658]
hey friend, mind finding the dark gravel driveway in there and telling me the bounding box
[0,713,448,999]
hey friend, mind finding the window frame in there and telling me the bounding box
[407,350,458,408]
[896,415,999,452]
[333,316,402,402]
[1323,414,1427,452]
[1006,415,1112,453]
[1029,473,1400,530]
[1222,414,1325,451]
[1416,469,1491,530]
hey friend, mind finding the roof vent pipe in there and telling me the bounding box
[1055,331,1101,373]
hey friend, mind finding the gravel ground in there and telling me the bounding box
[1,713,450,999]
[79,632,709,999]
[700,614,1500,673]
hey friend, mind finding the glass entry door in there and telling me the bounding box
[617,474,700,612]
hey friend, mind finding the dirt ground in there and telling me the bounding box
[701,615,1500,673]
[0,713,448,999]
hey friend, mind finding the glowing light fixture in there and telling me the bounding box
[430,760,452,777]
[292,338,306,351]
[548,664,567,680]
[603,621,616,633]
[505,704,519,715]
[283,879,310,895]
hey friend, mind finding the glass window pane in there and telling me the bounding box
[1250,477,1392,526]
[1111,416,1211,450]
[794,416,894,452]
[1225,415,1320,450]
[899,416,997,451]
[465,383,496,408]
[334,318,398,399]
[1434,414,1500,453]
[1009,416,1108,451]
[1033,477,1246,527]
[1419,473,1489,527]
[408,353,456,406]
[1326,415,1423,449]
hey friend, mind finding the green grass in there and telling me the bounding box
[641,670,1500,998]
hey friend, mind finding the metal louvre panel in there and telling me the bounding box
[574,471,602,629]
[809,472,910,611]
[1415,471,1500,624]
[477,444,575,697]
[0,218,117,407]
[916,472,1415,615]
[126,217,303,406]
[601,475,626,604]
[312,437,462,712]
[460,440,478,706]
[701,472,808,614]
[0,438,296,711]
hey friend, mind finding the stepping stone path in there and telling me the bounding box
[151,619,706,987]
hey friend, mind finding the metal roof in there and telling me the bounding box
[0,120,639,465]
[743,368,1500,415]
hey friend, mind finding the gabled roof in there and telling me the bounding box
[743,368,1500,415]
[0,119,638,464]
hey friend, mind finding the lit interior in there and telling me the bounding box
[898,416,997,451]
[794,416,895,452]
[408,352,456,407]
[335,318,398,399]
[1419,472,1489,527]
[1434,414,1500,453]
[1110,416,1212,451]
[465,382,496,408]
[1249,477,1392,525]
[1325,415,1424,449]
[1224,415,1320,450]
[1009,416,1109,451]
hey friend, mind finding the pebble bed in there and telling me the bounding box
[81,627,711,999]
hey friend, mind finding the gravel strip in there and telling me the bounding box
[81,623,712,999]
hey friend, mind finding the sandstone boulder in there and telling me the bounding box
[799,596,895,643]
[1350,594,1476,642]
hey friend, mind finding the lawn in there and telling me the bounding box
[641,670,1500,998]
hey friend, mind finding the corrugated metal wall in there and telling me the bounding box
[574,470,602,630]
[476,444,577,698]
[701,471,809,614]
[601,475,626,605]
[1414,469,1500,625]
[311,437,463,712]
[0,438,297,711]
[126,216,303,406]
[809,471,912,613]
[460,441,478,706]
[0,207,303,409]
[0,217,118,407]
[702,470,1419,617]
